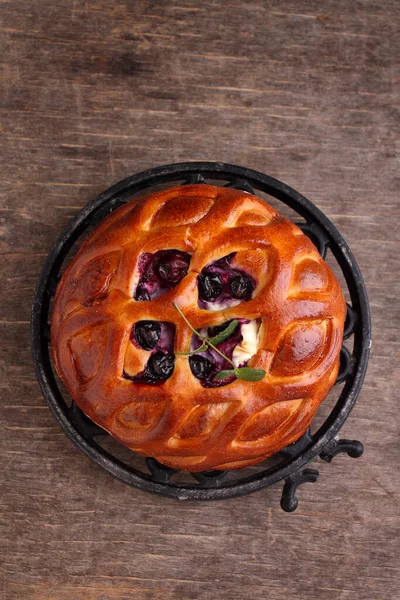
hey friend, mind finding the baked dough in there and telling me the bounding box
[51,184,346,471]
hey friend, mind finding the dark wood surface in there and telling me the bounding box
[1,1,399,599]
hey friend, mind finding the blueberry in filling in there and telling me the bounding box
[124,321,176,384]
[134,285,151,302]
[197,253,256,309]
[156,250,190,284]
[189,319,249,388]
[189,355,213,380]
[230,274,254,300]
[132,321,161,351]
[198,272,223,302]
[148,352,174,380]
[134,249,190,301]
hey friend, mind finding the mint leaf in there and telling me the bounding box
[234,367,266,381]
[177,343,208,355]
[214,369,235,380]
[207,320,239,346]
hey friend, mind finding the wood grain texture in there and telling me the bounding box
[1,1,399,599]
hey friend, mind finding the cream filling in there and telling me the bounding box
[205,298,241,312]
[232,320,260,367]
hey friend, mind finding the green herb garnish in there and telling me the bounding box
[173,302,266,383]
[207,319,239,345]
[214,369,236,380]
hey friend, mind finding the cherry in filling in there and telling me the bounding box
[189,319,250,388]
[134,249,191,301]
[197,253,255,309]
[124,320,176,384]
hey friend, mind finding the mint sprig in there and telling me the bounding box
[235,367,266,381]
[214,369,235,380]
[172,302,266,383]
[177,342,208,355]
[214,367,265,382]
[207,319,239,345]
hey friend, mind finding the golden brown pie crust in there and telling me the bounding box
[51,184,346,471]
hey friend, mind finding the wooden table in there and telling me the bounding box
[1,1,399,599]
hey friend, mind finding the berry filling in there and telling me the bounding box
[198,272,223,302]
[188,355,213,379]
[134,250,191,301]
[230,274,254,300]
[132,321,161,350]
[197,253,255,310]
[147,352,175,380]
[124,320,176,384]
[189,319,258,388]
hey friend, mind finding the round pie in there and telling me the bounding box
[51,184,346,471]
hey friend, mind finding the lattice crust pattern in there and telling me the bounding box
[51,185,346,471]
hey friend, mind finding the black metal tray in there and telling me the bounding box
[31,162,371,511]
